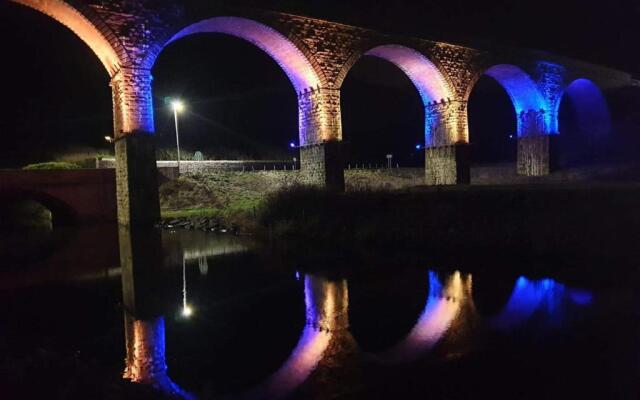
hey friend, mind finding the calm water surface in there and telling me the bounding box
[1,226,639,399]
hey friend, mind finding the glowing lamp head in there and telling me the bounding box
[171,100,185,113]
[105,136,114,144]
[415,144,422,150]
[289,142,296,149]
[182,305,193,318]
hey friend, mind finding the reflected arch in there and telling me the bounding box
[9,0,121,76]
[372,271,469,364]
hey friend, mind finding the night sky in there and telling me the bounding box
[1,0,638,167]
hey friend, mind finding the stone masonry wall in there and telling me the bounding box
[298,87,343,144]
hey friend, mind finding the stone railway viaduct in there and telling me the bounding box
[9,0,633,227]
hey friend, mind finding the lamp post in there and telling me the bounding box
[171,100,185,174]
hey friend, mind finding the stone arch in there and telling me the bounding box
[10,0,122,76]
[152,16,324,94]
[555,78,611,165]
[473,64,549,137]
[338,44,456,147]
[0,189,77,227]
[558,78,611,138]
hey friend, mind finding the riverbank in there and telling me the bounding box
[159,171,640,273]
[258,183,640,268]
[158,169,424,233]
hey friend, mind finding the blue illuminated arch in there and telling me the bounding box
[558,78,611,139]
[482,65,550,137]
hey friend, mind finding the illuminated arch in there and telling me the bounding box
[10,0,121,76]
[157,17,323,93]
[558,78,611,139]
[478,64,550,137]
[363,45,453,104]
[338,45,455,146]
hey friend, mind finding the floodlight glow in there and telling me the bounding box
[171,100,185,113]
[289,142,297,149]
[415,144,422,150]
[104,136,114,143]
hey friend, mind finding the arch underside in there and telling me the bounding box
[365,45,452,104]
[11,0,120,75]
[164,16,322,93]
[559,78,610,138]
[483,64,550,137]
[360,45,456,146]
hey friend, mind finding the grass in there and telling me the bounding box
[161,208,221,220]
[23,161,81,170]
[158,169,428,232]
[258,183,640,263]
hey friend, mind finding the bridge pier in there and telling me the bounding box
[516,109,556,176]
[300,141,345,191]
[111,67,161,227]
[425,144,471,185]
[298,87,345,191]
[424,100,471,185]
[517,135,557,176]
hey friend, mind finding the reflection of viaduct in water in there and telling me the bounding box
[8,0,632,228]
[376,271,473,364]
[489,276,593,331]
[118,237,592,400]
[245,275,353,400]
[120,227,194,399]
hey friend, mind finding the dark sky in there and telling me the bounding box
[0,1,638,167]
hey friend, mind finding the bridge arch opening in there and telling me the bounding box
[0,191,76,230]
[340,45,453,169]
[468,65,548,172]
[1,2,114,168]
[557,79,611,166]
[151,16,324,160]
[9,0,120,76]
[468,75,518,165]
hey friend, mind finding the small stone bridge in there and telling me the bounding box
[8,0,633,226]
[0,169,117,225]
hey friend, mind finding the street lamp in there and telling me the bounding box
[104,136,114,144]
[171,100,185,174]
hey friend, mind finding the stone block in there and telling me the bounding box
[425,143,470,185]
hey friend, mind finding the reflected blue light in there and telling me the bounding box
[295,271,301,281]
[491,276,593,331]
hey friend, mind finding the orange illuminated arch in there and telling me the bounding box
[10,0,121,76]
